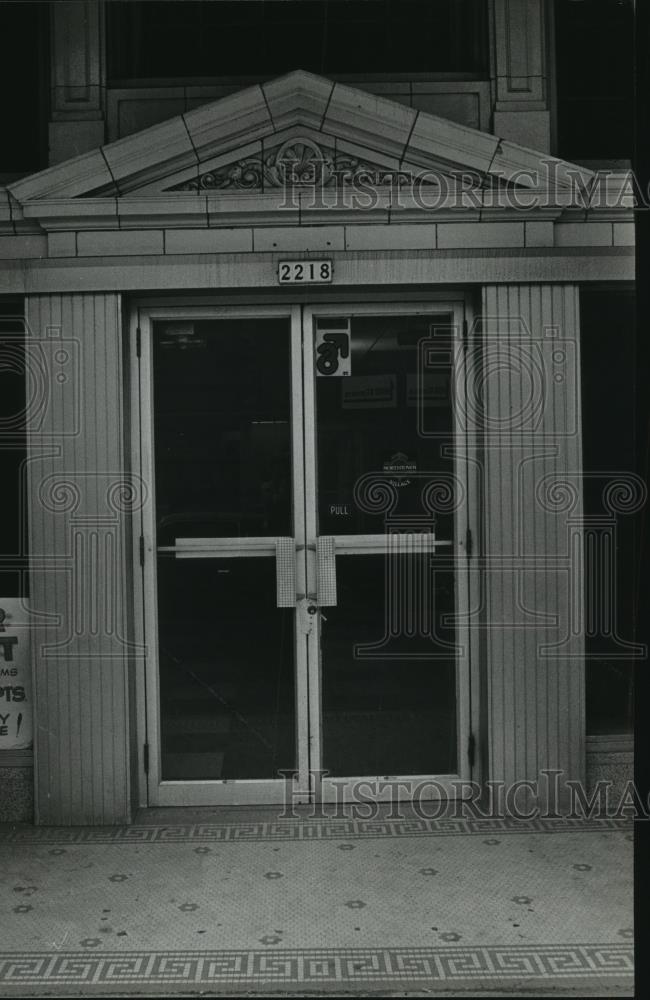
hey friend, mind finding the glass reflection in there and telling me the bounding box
[315,314,456,536]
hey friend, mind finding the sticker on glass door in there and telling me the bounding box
[315,317,351,376]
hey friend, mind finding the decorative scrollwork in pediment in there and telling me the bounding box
[169,137,411,191]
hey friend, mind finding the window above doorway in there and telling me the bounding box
[107,0,489,83]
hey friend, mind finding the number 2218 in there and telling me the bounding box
[278,261,333,284]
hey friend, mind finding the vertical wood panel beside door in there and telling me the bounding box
[25,293,131,825]
[481,284,584,811]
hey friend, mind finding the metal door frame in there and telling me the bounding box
[133,303,309,806]
[302,301,475,802]
[131,296,480,808]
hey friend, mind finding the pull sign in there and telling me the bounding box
[315,318,352,376]
[278,260,333,284]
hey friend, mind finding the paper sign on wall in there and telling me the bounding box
[0,599,32,750]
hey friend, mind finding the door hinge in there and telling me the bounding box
[136,326,141,358]
[465,526,473,558]
[462,318,468,349]
[139,535,145,567]
[468,732,476,769]
[143,742,150,774]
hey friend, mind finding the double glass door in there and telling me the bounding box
[136,302,472,805]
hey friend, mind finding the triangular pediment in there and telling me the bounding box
[162,130,450,195]
[9,70,596,207]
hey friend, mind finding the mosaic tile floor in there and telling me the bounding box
[0,810,634,996]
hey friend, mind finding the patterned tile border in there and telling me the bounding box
[0,945,634,989]
[0,816,633,846]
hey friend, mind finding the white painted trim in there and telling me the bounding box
[137,311,163,803]
[290,304,310,800]
[9,70,597,204]
[105,79,494,144]
[1,249,633,297]
[14,189,634,232]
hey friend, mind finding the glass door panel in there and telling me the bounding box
[153,318,292,543]
[320,554,458,777]
[156,554,296,781]
[143,311,306,805]
[315,313,455,538]
[305,306,469,796]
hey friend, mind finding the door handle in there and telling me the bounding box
[317,536,337,607]
[275,537,296,607]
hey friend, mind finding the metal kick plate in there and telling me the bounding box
[317,536,337,607]
[275,537,296,607]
